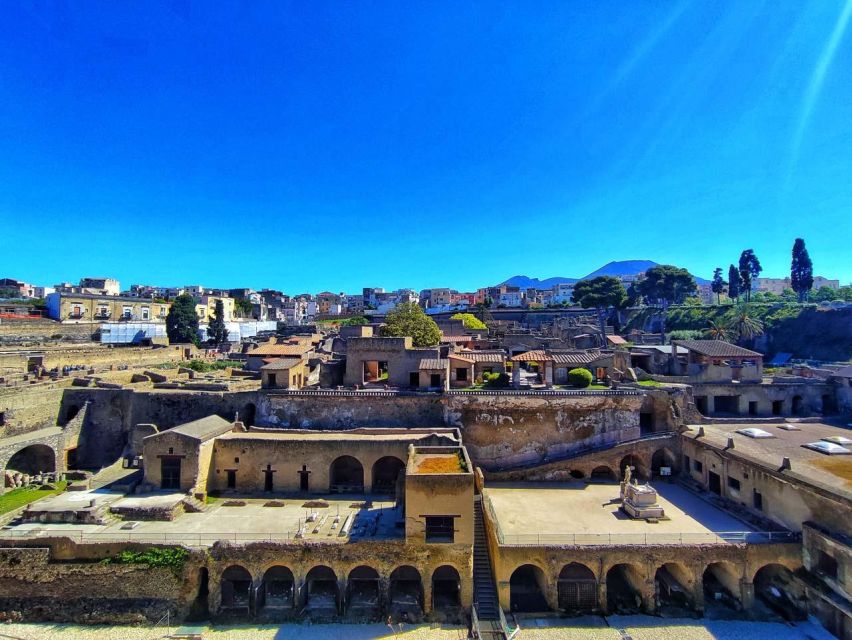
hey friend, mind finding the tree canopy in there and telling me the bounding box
[727,264,741,301]
[636,265,697,305]
[738,249,762,302]
[450,312,487,330]
[207,298,229,344]
[790,238,814,303]
[711,267,727,304]
[166,294,199,345]
[572,276,627,346]
[380,302,441,347]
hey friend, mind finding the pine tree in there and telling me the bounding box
[738,250,762,302]
[790,238,814,303]
[166,294,200,345]
[207,299,230,344]
[727,264,741,302]
[711,268,727,304]
[573,276,628,347]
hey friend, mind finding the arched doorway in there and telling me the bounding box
[557,563,596,613]
[259,566,294,611]
[655,563,693,613]
[753,564,806,621]
[703,562,741,614]
[569,470,585,480]
[65,404,81,423]
[329,456,364,493]
[432,565,461,613]
[242,403,256,427]
[606,564,644,614]
[304,565,339,616]
[188,567,209,620]
[346,566,381,618]
[389,566,423,619]
[619,455,646,482]
[590,466,616,482]
[6,444,56,476]
[509,564,549,613]
[220,565,252,613]
[371,456,405,494]
[651,448,676,479]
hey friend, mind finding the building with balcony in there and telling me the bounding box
[45,292,170,324]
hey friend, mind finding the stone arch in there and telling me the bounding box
[590,465,616,481]
[346,565,381,617]
[6,444,56,476]
[220,565,253,612]
[242,403,256,427]
[329,456,364,493]
[431,565,462,612]
[259,565,295,610]
[304,565,340,615]
[557,562,597,613]
[651,448,676,478]
[509,564,549,613]
[569,469,585,480]
[703,561,741,613]
[389,565,423,618]
[619,454,646,481]
[371,456,405,494]
[606,563,644,614]
[752,563,806,620]
[655,562,693,612]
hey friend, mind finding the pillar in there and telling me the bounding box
[512,366,520,389]
[294,578,306,609]
[338,577,347,615]
[597,580,608,614]
[544,362,553,388]
[460,574,474,610]
[497,579,510,611]
[740,580,754,611]
[692,571,705,614]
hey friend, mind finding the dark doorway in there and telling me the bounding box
[703,562,740,615]
[822,394,836,415]
[557,563,596,613]
[65,404,81,423]
[655,564,692,614]
[329,456,364,493]
[651,448,675,479]
[242,403,256,427]
[160,457,181,489]
[606,564,643,614]
[188,567,209,620]
[708,471,721,495]
[694,396,708,415]
[792,395,803,415]
[509,564,548,612]
[7,444,55,476]
[304,565,339,616]
[748,401,758,416]
[261,566,294,610]
[299,465,311,492]
[227,469,236,489]
[590,466,616,482]
[754,564,806,621]
[430,373,441,388]
[220,565,252,613]
[639,412,654,434]
[371,456,405,494]
[432,565,461,612]
[409,372,420,387]
[389,566,423,619]
[346,566,381,618]
[713,395,739,414]
[619,455,645,481]
[263,464,275,492]
[772,400,783,416]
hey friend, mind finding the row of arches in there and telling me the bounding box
[329,455,405,494]
[564,449,678,484]
[216,563,462,619]
[507,561,805,620]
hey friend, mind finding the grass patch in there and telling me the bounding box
[0,481,68,516]
[637,380,664,387]
[184,359,243,373]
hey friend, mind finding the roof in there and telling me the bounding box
[166,415,233,442]
[829,365,852,379]
[630,345,687,355]
[672,340,762,358]
[550,350,603,365]
[450,350,506,363]
[511,350,552,362]
[248,343,313,357]
[606,335,628,345]
[768,352,793,366]
[419,358,449,370]
[260,357,303,371]
[440,335,476,343]
[447,354,475,363]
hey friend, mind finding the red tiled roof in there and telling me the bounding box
[607,335,628,345]
[511,350,552,362]
[249,343,313,357]
[451,350,506,363]
[672,340,762,358]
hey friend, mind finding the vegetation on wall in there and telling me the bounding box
[184,359,242,372]
[103,547,189,572]
[449,313,487,330]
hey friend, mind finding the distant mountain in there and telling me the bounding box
[500,275,578,289]
[500,260,709,289]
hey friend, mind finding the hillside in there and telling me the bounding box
[500,259,709,289]
[500,275,578,289]
[625,305,852,361]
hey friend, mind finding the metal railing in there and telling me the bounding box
[495,530,800,546]
[0,529,306,547]
[264,388,640,398]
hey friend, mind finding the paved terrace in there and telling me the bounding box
[483,482,770,545]
[2,491,402,546]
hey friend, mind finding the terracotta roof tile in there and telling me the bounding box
[673,340,762,358]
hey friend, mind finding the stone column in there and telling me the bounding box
[597,580,608,614]
[692,576,705,614]
[544,362,553,388]
[497,579,511,611]
[512,366,520,389]
[338,577,347,615]
[740,580,754,611]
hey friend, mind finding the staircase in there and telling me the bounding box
[473,496,501,631]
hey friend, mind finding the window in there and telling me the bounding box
[753,489,763,511]
[122,306,132,318]
[693,459,703,473]
[816,551,838,580]
[425,516,455,543]
[727,476,741,491]
[141,306,150,320]
[456,367,468,381]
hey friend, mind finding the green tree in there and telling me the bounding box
[730,307,764,346]
[636,265,697,343]
[166,294,199,345]
[233,298,254,318]
[207,299,229,344]
[738,249,762,302]
[790,238,814,303]
[813,286,839,302]
[572,276,627,347]
[704,319,731,341]
[711,267,727,304]
[450,312,487,330]
[380,302,441,347]
[727,264,741,302]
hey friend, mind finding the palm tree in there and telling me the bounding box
[730,309,764,346]
[703,320,730,341]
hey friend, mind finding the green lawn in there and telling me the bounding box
[637,380,664,387]
[0,481,68,516]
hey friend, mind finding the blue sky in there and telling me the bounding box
[1,1,851,293]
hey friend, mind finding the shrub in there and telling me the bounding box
[449,313,487,330]
[483,372,510,388]
[103,547,189,572]
[567,368,593,388]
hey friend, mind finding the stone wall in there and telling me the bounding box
[0,386,65,438]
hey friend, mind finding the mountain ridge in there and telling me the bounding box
[500,260,710,288]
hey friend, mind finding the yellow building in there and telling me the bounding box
[45,292,170,324]
[196,295,235,322]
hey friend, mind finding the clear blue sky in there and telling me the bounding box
[2,1,851,293]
